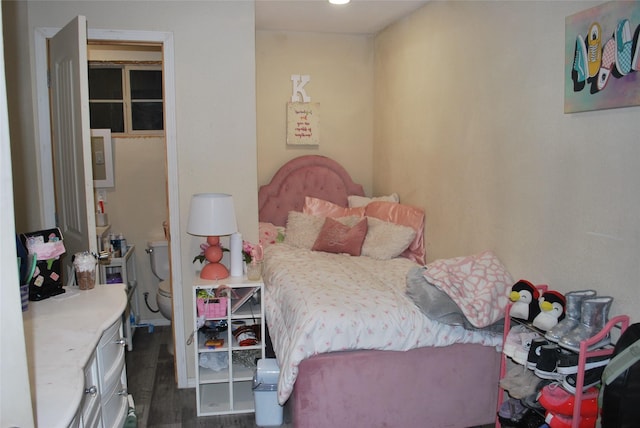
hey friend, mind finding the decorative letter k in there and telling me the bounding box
[291,74,311,102]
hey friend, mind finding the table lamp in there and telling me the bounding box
[187,193,241,280]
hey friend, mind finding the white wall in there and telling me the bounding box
[0,4,34,425]
[374,1,639,323]
[7,0,258,383]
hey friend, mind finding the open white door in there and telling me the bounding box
[49,15,96,283]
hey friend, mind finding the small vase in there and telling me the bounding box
[246,261,263,281]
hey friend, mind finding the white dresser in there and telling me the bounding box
[22,284,129,428]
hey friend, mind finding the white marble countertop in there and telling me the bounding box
[22,284,127,428]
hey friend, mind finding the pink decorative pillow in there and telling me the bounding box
[422,250,513,328]
[311,217,368,256]
[364,201,425,264]
[303,196,366,219]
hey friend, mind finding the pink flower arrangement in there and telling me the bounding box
[243,241,263,264]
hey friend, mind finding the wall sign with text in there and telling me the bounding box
[287,102,320,146]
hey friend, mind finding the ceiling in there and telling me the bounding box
[255,0,430,35]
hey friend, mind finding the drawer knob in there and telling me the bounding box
[117,388,128,396]
[84,385,98,396]
[115,338,126,346]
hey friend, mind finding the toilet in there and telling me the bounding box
[147,239,173,322]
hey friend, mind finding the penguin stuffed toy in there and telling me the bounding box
[533,290,566,331]
[509,280,541,323]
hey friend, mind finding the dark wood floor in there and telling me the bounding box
[125,326,495,428]
[125,325,290,428]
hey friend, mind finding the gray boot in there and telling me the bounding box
[559,296,613,352]
[545,290,596,343]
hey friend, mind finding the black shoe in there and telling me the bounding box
[534,344,564,380]
[526,338,549,369]
[561,365,606,393]
[556,350,610,375]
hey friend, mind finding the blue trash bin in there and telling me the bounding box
[253,358,283,427]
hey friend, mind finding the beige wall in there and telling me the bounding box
[375,1,639,322]
[105,136,168,323]
[256,31,374,193]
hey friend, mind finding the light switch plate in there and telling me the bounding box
[95,150,105,165]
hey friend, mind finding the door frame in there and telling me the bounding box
[34,27,187,388]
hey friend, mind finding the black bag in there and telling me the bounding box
[601,322,640,428]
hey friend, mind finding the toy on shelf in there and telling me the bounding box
[510,279,541,323]
[533,290,566,331]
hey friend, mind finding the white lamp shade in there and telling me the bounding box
[186,193,238,236]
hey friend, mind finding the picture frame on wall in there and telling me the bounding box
[286,102,320,146]
[565,1,640,113]
[91,129,114,188]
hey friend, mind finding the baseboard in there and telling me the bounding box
[138,317,171,327]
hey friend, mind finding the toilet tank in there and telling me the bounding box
[147,239,170,281]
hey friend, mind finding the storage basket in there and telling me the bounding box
[197,297,227,318]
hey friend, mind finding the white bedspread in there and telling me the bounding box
[263,244,503,404]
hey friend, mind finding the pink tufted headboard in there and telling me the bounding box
[258,155,365,227]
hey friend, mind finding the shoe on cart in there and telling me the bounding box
[527,337,550,369]
[558,297,613,352]
[535,344,565,380]
[503,325,532,358]
[561,366,606,394]
[544,410,596,428]
[538,383,599,417]
[500,365,534,392]
[555,351,610,375]
[545,290,596,343]
[498,397,529,426]
[514,331,543,366]
[502,367,541,399]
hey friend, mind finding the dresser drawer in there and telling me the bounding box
[100,365,128,428]
[97,319,126,391]
[82,403,103,428]
[82,351,102,426]
[67,409,81,428]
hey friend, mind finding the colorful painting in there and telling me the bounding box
[565,1,640,113]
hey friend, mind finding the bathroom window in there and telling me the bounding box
[88,64,164,135]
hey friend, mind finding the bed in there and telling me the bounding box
[258,155,503,428]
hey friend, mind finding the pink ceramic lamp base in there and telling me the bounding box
[200,236,229,280]
[200,262,229,280]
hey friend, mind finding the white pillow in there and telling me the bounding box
[284,211,360,250]
[361,217,416,260]
[347,193,399,208]
[284,211,324,249]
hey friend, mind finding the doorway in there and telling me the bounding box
[34,26,188,388]
[87,42,169,326]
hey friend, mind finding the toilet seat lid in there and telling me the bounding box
[158,280,172,297]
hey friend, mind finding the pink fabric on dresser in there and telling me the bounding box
[291,344,501,428]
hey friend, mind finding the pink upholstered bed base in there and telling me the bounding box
[292,344,500,428]
[259,155,500,428]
